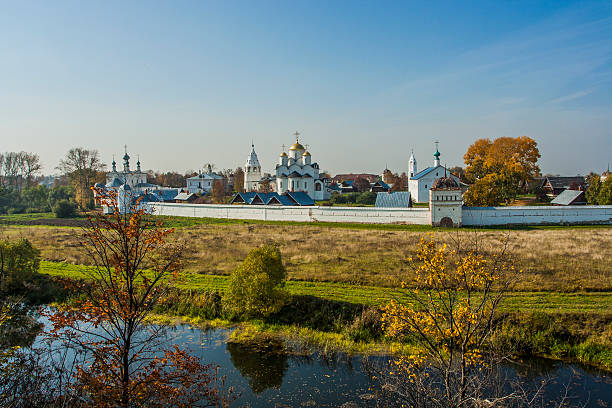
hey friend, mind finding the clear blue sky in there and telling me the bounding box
[1,0,611,176]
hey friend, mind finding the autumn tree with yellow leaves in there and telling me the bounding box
[463,136,540,206]
[378,235,517,407]
[46,189,226,407]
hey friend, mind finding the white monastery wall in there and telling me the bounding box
[462,205,612,226]
[147,203,431,224]
[147,203,612,226]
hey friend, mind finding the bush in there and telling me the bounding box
[0,239,41,293]
[53,200,76,218]
[223,244,287,318]
[356,191,377,205]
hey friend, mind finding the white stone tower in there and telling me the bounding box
[244,143,261,192]
[429,174,462,227]
[408,150,417,179]
[433,141,441,167]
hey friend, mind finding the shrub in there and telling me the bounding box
[223,244,287,318]
[53,200,77,218]
[356,191,377,205]
[0,238,41,292]
[346,307,383,341]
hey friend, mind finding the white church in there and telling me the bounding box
[97,148,179,213]
[242,133,332,201]
[408,145,461,203]
[275,133,332,201]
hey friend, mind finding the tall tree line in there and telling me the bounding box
[0,152,42,190]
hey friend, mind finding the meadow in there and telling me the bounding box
[2,218,610,292]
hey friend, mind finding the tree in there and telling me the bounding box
[53,199,77,218]
[233,167,245,193]
[57,148,106,209]
[356,191,377,205]
[353,177,371,193]
[464,136,540,205]
[597,177,612,205]
[211,179,226,203]
[0,152,41,190]
[378,235,517,407]
[46,190,220,407]
[0,239,40,293]
[462,173,506,207]
[19,152,42,188]
[258,179,272,194]
[585,174,601,205]
[449,166,468,184]
[223,244,287,318]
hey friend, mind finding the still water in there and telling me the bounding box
[24,312,612,408]
[164,324,612,408]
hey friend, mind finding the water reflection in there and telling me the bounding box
[227,341,289,393]
[0,304,41,349]
[23,316,612,408]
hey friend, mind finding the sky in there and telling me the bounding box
[1,0,611,176]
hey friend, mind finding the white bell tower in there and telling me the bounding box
[244,143,262,191]
[408,149,417,179]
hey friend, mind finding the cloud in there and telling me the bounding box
[549,89,594,104]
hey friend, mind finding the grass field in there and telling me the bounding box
[4,219,610,292]
[40,261,612,314]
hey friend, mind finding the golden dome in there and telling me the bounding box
[289,142,305,151]
[280,151,288,157]
[302,151,311,156]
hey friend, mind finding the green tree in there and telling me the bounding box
[585,174,601,205]
[21,185,50,213]
[223,244,287,318]
[598,177,612,205]
[53,199,77,218]
[356,191,377,205]
[0,239,40,292]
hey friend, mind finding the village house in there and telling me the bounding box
[541,176,586,196]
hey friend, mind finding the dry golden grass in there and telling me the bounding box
[2,224,610,291]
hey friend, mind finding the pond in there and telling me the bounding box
[166,324,612,408]
[22,314,612,407]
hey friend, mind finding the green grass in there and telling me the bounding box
[40,261,612,314]
[0,212,57,221]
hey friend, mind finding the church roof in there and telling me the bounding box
[135,182,158,188]
[156,189,180,201]
[245,145,260,167]
[174,192,196,201]
[110,178,124,187]
[288,171,302,178]
[551,189,586,205]
[411,165,449,180]
[375,192,411,208]
[432,176,460,189]
[187,173,223,181]
[372,180,390,190]
[285,191,315,206]
[230,191,314,206]
[289,141,305,151]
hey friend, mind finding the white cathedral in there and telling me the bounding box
[243,133,332,201]
[408,145,461,203]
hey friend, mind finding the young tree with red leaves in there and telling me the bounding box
[47,189,225,407]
